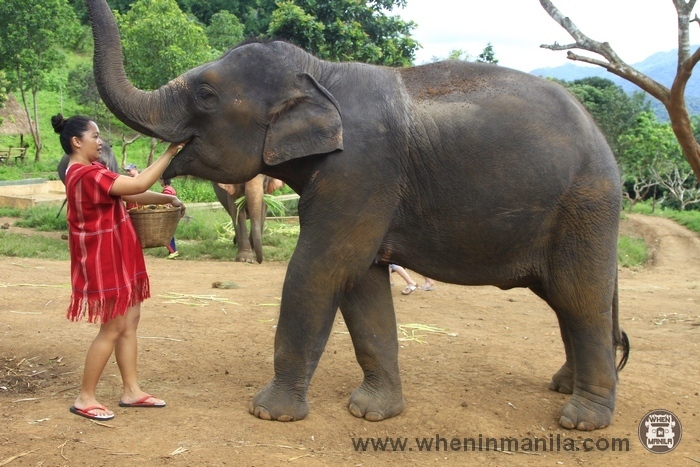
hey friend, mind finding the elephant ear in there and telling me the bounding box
[263,73,343,166]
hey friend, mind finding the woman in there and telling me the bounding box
[52,113,185,420]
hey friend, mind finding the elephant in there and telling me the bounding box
[85,0,629,431]
[214,174,275,264]
[57,141,119,184]
[56,142,120,217]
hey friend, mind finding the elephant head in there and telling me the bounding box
[85,0,343,185]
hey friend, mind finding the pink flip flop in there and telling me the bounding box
[70,404,114,420]
[119,394,166,408]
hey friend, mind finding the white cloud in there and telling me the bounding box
[397,0,691,72]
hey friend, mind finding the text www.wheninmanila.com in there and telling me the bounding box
[352,434,630,453]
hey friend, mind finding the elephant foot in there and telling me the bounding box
[548,363,574,394]
[249,382,309,422]
[347,382,406,422]
[236,250,256,263]
[559,393,614,431]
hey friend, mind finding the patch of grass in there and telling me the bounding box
[618,235,648,268]
[664,210,700,233]
[629,201,700,235]
[14,205,67,231]
[0,232,70,260]
[0,207,23,218]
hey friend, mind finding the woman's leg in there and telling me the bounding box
[73,313,129,416]
[115,303,165,405]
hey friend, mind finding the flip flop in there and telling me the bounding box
[402,285,416,295]
[70,405,115,420]
[418,285,435,291]
[119,394,166,408]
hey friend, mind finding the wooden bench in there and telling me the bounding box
[0,147,27,165]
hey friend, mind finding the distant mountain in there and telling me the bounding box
[529,47,700,121]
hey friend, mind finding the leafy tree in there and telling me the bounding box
[0,0,80,161]
[206,10,246,53]
[116,0,211,163]
[116,0,211,91]
[476,43,498,64]
[65,62,110,121]
[176,0,242,26]
[618,111,700,211]
[267,0,419,66]
[430,44,499,64]
[618,112,675,210]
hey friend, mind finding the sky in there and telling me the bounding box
[396,0,697,72]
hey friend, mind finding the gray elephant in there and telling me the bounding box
[57,141,119,184]
[214,174,271,264]
[86,0,629,431]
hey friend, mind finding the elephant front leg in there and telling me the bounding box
[249,267,339,421]
[234,205,256,263]
[340,264,405,421]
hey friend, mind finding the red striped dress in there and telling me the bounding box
[65,162,150,323]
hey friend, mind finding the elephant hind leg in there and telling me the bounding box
[340,264,405,421]
[530,285,574,394]
[541,266,619,430]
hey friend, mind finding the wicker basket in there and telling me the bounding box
[128,205,181,249]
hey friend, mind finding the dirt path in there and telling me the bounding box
[1,214,698,466]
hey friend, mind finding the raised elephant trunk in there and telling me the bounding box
[85,0,191,142]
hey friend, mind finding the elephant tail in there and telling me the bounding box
[613,271,630,372]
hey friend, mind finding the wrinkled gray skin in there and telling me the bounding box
[213,174,269,264]
[57,142,119,185]
[86,0,629,431]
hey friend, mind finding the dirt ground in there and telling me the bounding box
[0,213,698,466]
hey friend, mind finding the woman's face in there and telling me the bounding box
[77,121,102,161]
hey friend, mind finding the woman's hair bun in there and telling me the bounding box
[51,114,66,134]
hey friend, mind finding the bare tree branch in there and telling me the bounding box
[540,0,700,179]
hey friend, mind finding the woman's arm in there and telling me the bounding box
[110,142,184,196]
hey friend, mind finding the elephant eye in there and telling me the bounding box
[196,84,219,109]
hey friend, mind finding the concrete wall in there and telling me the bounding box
[0,179,65,209]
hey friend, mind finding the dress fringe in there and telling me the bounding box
[67,277,151,324]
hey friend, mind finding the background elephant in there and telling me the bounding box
[214,175,266,264]
[214,175,285,263]
[86,0,629,431]
[57,142,119,185]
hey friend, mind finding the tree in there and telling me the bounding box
[617,112,676,211]
[117,0,211,91]
[65,63,109,121]
[0,0,80,161]
[206,10,245,53]
[266,0,419,66]
[477,43,498,64]
[540,0,700,180]
[0,70,8,127]
[117,0,211,162]
[430,44,499,64]
[176,0,243,26]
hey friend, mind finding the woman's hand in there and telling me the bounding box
[170,197,186,218]
[165,141,186,158]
